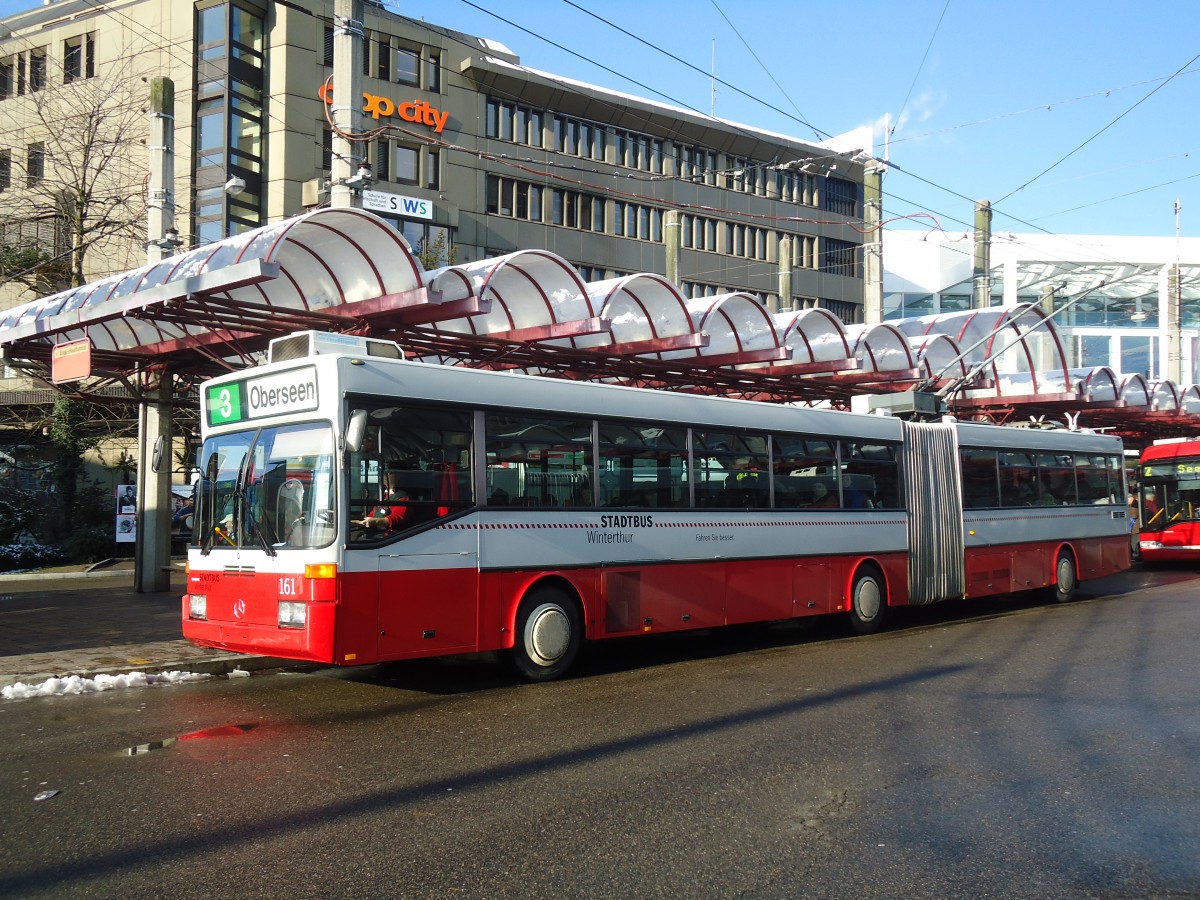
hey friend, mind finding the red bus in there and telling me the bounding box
[183,331,1131,680]
[1138,439,1200,561]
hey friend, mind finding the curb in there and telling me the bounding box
[0,569,138,584]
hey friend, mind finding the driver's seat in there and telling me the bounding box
[277,478,305,544]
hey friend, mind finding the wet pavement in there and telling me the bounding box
[0,562,295,688]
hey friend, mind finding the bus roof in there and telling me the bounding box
[199,343,1123,454]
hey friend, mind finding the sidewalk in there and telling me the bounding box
[0,561,300,689]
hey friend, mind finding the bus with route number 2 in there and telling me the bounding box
[183,331,1131,681]
[1138,438,1200,562]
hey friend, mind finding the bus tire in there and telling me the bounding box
[1050,550,1078,603]
[511,587,582,682]
[848,565,887,635]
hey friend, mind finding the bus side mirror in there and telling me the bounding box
[346,409,369,452]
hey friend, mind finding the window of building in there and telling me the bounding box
[392,144,419,184]
[776,169,816,206]
[487,99,544,148]
[192,3,265,243]
[230,6,263,67]
[0,58,12,100]
[0,150,9,191]
[823,177,858,217]
[394,46,419,86]
[819,298,860,323]
[552,114,605,161]
[1120,335,1155,379]
[426,52,440,91]
[323,25,334,66]
[398,223,452,268]
[425,148,439,189]
[27,48,46,92]
[792,232,820,267]
[550,189,605,232]
[63,33,95,83]
[200,6,229,61]
[26,142,44,185]
[375,36,390,80]
[486,175,542,222]
[821,238,858,277]
[360,29,372,76]
[374,138,389,182]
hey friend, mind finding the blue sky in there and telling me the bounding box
[3,0,1196,239]
[394,0,1199,240]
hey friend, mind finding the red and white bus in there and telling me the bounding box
[183,331,1131,680]
[1138,439,1200,562]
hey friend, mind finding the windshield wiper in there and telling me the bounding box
[233,482,276,558]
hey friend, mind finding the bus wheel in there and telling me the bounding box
[848,566,887,635]
[511,587,582,682]
[1050,551,1078,603]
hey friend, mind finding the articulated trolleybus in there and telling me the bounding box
[1138,438,1200,562]
[183,331,1130,680]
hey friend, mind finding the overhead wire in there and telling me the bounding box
[889,0,951,142]
[995,49,1200,206]
[3,0,1179,295]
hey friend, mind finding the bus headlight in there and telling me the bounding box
[278,601,307,629]
[189,594,207,620]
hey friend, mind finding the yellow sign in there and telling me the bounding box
[318,83,449,132]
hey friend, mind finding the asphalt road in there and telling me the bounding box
[1,565,1198,899]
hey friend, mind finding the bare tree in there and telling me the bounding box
[0,61,149,298]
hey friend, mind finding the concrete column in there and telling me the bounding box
[777,235,793,313]
[137,76,176,592]
[862,162,884,323]
[135,370,173,593]
[330,0,365,209]
[146,77,176,263]
[973,199,992,309]
[663,209,682,287]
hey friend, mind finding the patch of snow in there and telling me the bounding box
[2,670,211,700]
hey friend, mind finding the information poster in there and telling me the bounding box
[115,485,137,543]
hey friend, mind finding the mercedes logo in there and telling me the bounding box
[233,599,246,619]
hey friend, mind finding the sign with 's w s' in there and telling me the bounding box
[362,190,433,220]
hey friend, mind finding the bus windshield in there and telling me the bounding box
[1141,458,1200,529]
[192,422,336,552]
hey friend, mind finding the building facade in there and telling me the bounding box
[884,228,1200,385]
[0,0,868,329]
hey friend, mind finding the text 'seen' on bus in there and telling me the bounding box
[1138,439,1200,562]
[182,332,1131,680]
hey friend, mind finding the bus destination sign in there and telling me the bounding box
[206,366,319,426]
